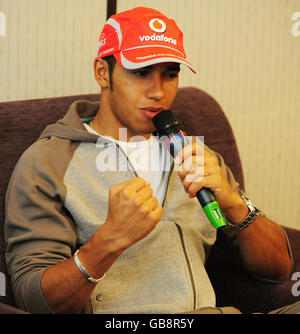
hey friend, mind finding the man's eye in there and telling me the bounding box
[133,70,149,77]
[164,71,179,78]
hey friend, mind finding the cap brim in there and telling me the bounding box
[114,46,196,74]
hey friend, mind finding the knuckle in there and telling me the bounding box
[148,210,160,224]
[109,185,119,198]
[216,173,223,184]
[195,166,204,178]
[211,156,219,166]
[145,185,153,196]
[140,204,150,214]
[135,176,145,185]
[152,196,158,206]
[122,189,130,199]
[134,196,142,206]
[192,155,198,165]
[184,174,194,183]
[148,196,158,209]
[194,175,204,183]
[109,187,114,196]
[185,156,193,167]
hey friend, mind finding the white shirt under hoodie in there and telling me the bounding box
[84,122,168,205]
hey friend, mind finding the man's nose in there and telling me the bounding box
[146,76,165,101]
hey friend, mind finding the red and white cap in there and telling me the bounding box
[97,7,196,73]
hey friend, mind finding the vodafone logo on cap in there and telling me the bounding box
[139,17,177,46]
[149,18,166,33]
[138,17,177,46]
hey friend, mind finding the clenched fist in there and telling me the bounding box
[101,177,163,253]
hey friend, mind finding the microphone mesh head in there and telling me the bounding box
[152,109,179,135]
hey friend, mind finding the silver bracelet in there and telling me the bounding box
[74,249,105,284]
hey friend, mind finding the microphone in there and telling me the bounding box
[153,109,227,229]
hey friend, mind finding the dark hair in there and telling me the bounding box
[102,55,116,91]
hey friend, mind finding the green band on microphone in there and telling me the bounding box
[202,201,227,229]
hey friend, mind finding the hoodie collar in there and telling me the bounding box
[38,100,101,143]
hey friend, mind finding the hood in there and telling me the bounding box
[38,100,100,143]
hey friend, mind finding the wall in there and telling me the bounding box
[0,0,299,229]
[0,0,105,100]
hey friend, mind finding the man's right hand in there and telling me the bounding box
[101,177,163,254]
[41,177,162,314]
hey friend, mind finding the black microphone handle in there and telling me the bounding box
[196,187,216,208]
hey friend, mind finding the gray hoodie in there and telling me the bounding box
[5,100,243,314]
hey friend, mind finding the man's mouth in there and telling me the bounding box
[139,107,164,119]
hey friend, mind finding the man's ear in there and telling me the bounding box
[94,58,110,89]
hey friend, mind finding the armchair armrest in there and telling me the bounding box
[206,226,300,313]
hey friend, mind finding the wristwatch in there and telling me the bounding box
[225,195,260,231]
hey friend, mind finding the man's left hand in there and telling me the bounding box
[174,141,245,217]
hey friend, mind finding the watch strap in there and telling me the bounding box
[225,196,260,231]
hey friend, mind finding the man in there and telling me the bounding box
[5,7,294,314]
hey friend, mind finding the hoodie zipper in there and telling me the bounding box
[161,162,196,309]
[114,142,138,177]
[176,225,197,310]
[116,142,196,310]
